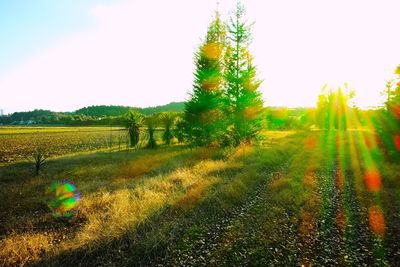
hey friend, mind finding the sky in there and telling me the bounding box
[1,0,399,114]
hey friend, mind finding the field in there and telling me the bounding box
[0,127,165,163]
[0,127,399,266]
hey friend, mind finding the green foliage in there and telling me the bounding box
[76,105,132,117]
[184,3,264,147]
[160,112,178,145]
[384,65,400,111]
[144,115,157,149]
[184,11,227,146]
[376,64,400,159]
[265,107,313,130]
[140,102,185,116]
[0,102,185,126]
[173,117,188,143]
[224,2,264,142]
[315,84,354,131]
[125,111,144,147]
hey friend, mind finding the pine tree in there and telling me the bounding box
[184,11,227,146]
[379,65,400,158]
[387,65,400,119]
[224,2,264,144]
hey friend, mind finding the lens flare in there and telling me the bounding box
[202,43,222,60]
[364,169,381,192]
[364,135,376,150]
[201,76,221,91]
[304,136,317,150]
[244,106,261,119]
[394,134,400,151]
[48,180,80,218]
[368,205,385,236]
[392,104,400,120]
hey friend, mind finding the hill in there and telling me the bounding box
[75,102,185,117]
[0,102,185,125]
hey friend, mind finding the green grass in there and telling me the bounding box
[0,130,399,266]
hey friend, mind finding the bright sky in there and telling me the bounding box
[1,0,399,113]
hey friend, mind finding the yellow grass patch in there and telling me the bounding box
[173,178,216,211]
[0,232,54,266]
[62,159,228,251]
[116,151,178,179]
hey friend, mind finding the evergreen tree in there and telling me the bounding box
[224,2,264,144]
[184,11,227,146]
[386,65,400,118]
[381,65,400,157]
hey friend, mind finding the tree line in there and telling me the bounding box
[0,102,185,125]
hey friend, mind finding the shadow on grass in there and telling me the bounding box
[32,140,303,267]
[0,144,241,266]
[2,133,303,266]
[32,148,265,267]
[0,146,204,235]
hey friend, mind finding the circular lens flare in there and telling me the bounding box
[368,205,385,236]
[48,180,80,218]
[392,105,400,120]
[394,134,400,151]
[364,169,381,192]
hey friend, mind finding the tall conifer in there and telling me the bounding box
[184,11,226,145]
[224,2,264,143]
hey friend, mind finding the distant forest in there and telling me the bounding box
[0,102,185,126]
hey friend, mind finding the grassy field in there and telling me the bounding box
[0,129,399,266]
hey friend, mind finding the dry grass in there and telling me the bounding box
[115,152,179,179]
[60,159,230,251]
[0,232,54,266]
[0,147,236,266]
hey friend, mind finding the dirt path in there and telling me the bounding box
[161,171,278,266]
[149,155,295,267]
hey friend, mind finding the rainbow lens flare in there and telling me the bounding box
[48,180,80,218]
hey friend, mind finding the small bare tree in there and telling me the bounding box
[33,146,47,176]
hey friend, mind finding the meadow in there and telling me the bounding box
[0,127,399,266]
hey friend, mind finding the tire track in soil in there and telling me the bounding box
[341,169,375,266]
[314,161,376,266]
[382,191,400,266]
[159,163,290,267]
[314,162,346,266]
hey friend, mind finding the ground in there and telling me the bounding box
[0,128,399,266]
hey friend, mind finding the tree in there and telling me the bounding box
[385,65,400,118]
[160,112,177,145]
[173,116,187,143]
[377,65,400,158]
[224,2,264,143]
[125,111,143,147]
[315,84,354,131]
[315,85,329,130]
[144,115,157,149]
[184,11,227,146]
